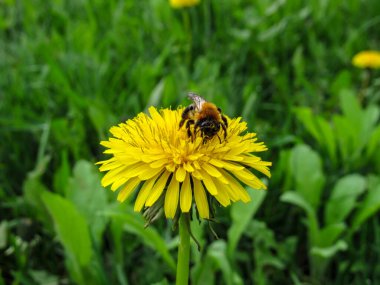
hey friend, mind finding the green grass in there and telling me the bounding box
[1,0,380,284]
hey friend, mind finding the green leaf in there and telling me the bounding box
[294,109,336,163]
[41,191,92,267]
[280,191,319,245]
[351,176,380,233]
[208,241,243,285]
[67,160,108,246]
[53,150,70,195]
[330,70,352,97]
[194,240,243,285]
[294,108,321,142]
[324,174,366,225]
[333,115,352,163]
[102,206,176,272]
[249,220,289,284]
[0,221,7,249]
[289,144,325,210]
[227,188,266,259]
[359,105,380,151]
[29,270,59,285]
[318,223,346,247]
[339,89,362,129]
[366,125,380,158]
[316,116,336,164]
[280,191,315,222]
[311,240,348,259]
[23,176,50,223]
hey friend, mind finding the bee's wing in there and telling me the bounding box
[187,92,206,110]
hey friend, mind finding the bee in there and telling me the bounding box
[179,92,228,143]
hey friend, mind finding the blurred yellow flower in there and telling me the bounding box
[170,0,200,9]
[352,50,380,69]
[97,107,271,220]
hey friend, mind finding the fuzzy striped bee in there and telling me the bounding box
[179,92,228,143]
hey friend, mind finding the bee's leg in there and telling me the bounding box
[179,119,186,129]
[216,133,222,144]
[221,114,228,128]
[179,105,194,129]
[194,120,202,138]
[220,115,228,139]
[221,122,227,140]
[186,119,195,138]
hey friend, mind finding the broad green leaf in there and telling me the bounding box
[192,254,215,285]
[289,144,325,210]
[41,191,92,267]
[359,105,380,151]
[281,192,315,223]
[351,177,380,233]
[330,70,352,97]
[316,116,336,164]
[311,240,348,259]
[280,191,319,245]
[339,89,362,130]
[294,108,321,142]
[102,207,176,272]
[227,188,266,259]
[29,270,59,285]
[23,176,50,224]
[337,90,363,159]
[0,221,7,249]
[189,216,205,264]
[249,220,288,284]
[318,223,346,247]
[366,125,380,158]
[208,241,243,285]
[67,160,108,246]
[333,115,352,163]
[53,150,70,195]
[324,174,366,225]
[194,240,242,285]
[294,109,336,163]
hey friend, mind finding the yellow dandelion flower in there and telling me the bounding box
[352,50,380,69]
[169,0,200,9]
[97,107,271,220]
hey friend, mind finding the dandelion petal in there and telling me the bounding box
[193,178,209,219]
[164,177,180,218]
[145,171,171,207]
[134,172,162,212]
[117,177,141,202]
[180,173,192,212]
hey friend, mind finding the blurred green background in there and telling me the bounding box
[1,0,380,284]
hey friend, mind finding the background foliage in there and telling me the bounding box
[1,0,380,284]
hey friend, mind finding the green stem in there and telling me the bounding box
[176,214,191,285]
